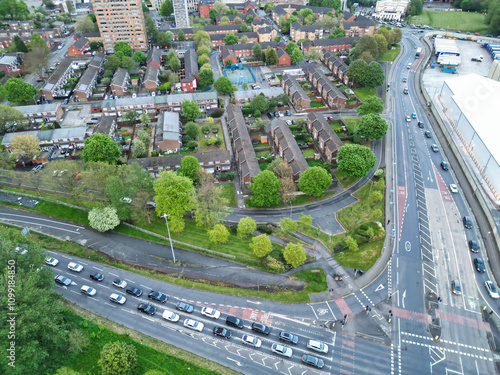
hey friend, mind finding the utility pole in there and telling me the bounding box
[163,213,177,263]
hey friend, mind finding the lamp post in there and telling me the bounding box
[162,213,176,263]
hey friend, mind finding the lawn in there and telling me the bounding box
[220,182,237,207]
[310,102,325,108]
[334,170,358,188]
[309,95,318,100]
[255,149,271,158]
[259,160,273,170]
[407,10,489,34]
[301,148,316,157]
[307,159,323,167]
[354,87,377,102]
[277,74,283,81]
[343,118,361,134]
[379,45,401,62]
[199,122,225,152]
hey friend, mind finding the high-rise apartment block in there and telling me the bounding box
[93,0,148,53]
[173,0,190,28]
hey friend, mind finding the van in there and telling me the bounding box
[226,315,244,329]
[407,63,412,69]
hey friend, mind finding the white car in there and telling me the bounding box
[449,184,458,193]
[109,293,127,304]
[120,197,132,204]
[201,307,220,319]
[485,281,500,299]
[162,310,180,322]
[80,285,97,296]
[405,115,411,122]
[307,340,329,354]
[112,279,127,288]
[271,343,293,358]
[46,257,59,266]
[67,262,83,272]
[183,319,204,332]
[242,334,262,348]
[15,246,28,254]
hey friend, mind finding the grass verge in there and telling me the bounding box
[379,45,401,62]
[407,10,488,34]
[334,170,358,188]
[220,183,237,207]
[354,87,377,102]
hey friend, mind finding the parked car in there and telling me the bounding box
[226,315,244,329]
[54,275,71,286]
[451,279,461,295]
[89,272,104,281]
[162,310,180,322]
[474,257,486,273]
[80,285,97,296]
[213,326,232,339]
[109,293,126,304]
[307,339,329,354]
[201,307,220,319]
[279,331,298,344]
[137,303,157,315]
[183,319,204,332]
[46,257,59,266]
[67,262,83,272]
[251,322,271,335]
[468,240,479,253]
[285,110,291,116]
[242,334,261,347]
[485,281,499,298]
[463,216,472,229]
[176,301,194,313]
[126,287,143,297]
[271,343,293,358]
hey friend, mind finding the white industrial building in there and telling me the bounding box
[374,0,409,21]
[439,73,500,203]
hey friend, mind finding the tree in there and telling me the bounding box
[197,44,210,56]
[198,68,214,88]
[56,12,71,23]
[219,15,230,25]
[284,41,297,55]
[264,2,275,13]
[238,216,257,238]
[178,30,185,41]
[214,76,235,94]
[249,170,281,207]
[168,55,181,71]
[194,175,231,226]
[140,113,150,127]
[280,217,298,234]
[265,47,278,65]
[209,8,219,21]
[360,51,375,64]
[133,51,146,64]
[410,0,423,16]
[153,171,195,233]
[375,27,390,44]
[213,0,228,15]
[269,160,293,179]
[11,35,28,52]
[42,160,82,201]
[240,35,249,44]
[354,35,379,60]
[345,236,358,251]
[300,213,312,227]
[3,78,37,104]
[252,42,262,58]
[338,144,377,178]
[114,41,132,56]
[370,190,383,203]
[250,234,273,257]
[194,30,211,45]
[390,28,402,44]
[75,15,95,33]
[178,155,202,183]
[250,93,269,112]
[290,48,303,64]
[246,15,253,23]
[357,96,384,116]
[184,122,199,139]
[182,100,202,120]
[98,341,137,375]
[24,44,50,76]
[132,138,146,158]
[224,32,238,45]
[10,134,40,162]
[305,47,323,62]
[0,105,24,133]
[208,224,230,244]
[82,133,121,164]
[157,32,173,48]
[283,243,306,267]
[233,16,242,24]
[357,114,388,140]
[373,34,388,57]
[159,0,173,16]
[239,23,251,32]
[88,206,121,232]
[298,166,331,197]
[364,61,385,89]
[346,59,367,84]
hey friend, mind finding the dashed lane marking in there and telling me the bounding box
[402,340,493,361]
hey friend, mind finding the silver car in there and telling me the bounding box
[271,343,293,358]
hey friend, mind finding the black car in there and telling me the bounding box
[267,112,273,119]
[302,354,324,369]
[425,130,432,138]
[175,301,194,313]
[126,287,143,297]
[226,315,244,329]
[89,272,104,281]
[291,119,296,125]
[468,240,480,253]
[213,326,232,339]
[418,121,424,128]
[441,161,449,171]
[474,257,486,273]
[148,291,168,303]
[463,216,472,229]
[251,322,271,335]
[285,110,291,116]
[279,331,298,344]
[137,303,157,315]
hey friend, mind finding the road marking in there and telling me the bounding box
[308,304,319,319]
[375,284,385,292]
[402,290,406,309]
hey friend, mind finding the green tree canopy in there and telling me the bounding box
[338,144,377,178]
[209,8,219,21]
[208,224,230,244]
[410,0,423,16]
[0,105,24,133]
[298,166,331,197]
[88,206,121,232]
[300,213,313,227]
[185,121,200,139]
[238,216,257,238]
[178,30,185,41]
[223,33,238,45]
[357,113,388,140]
[283,243,306,267]
[3,78,37,104]
[114,41,132,56]
[290,48,303,64]
[252,42,262,58]
[280,217,298,234]
[265,47,278,65]
[250,234,273,257]
[357,96,384,116]
[194,176,231,227]
[364,61,385,89]
[354,35,379,60]
[198,68,214,87]
[305,47,323,62]
[182,100,202,120]
[249,170,281,207]
[346,59,368,84]
[159,0,173,16]
[133,51,146,64]
[284,41,297,55]
[177,155,202,184]
[81,133,121,164]
[214,76,235,94]
[391,28,402,44]
[132,138,146,158]
[98,341,137,375]
[373,34,388,57]
[250,93,269,112]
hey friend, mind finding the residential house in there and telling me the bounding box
[223,41,285,58]
[147,48,162,69]
[204,24,240,35]
[303,64,347,110]
[342,11,357,22]
[110,68,130,96]
[1,127,86,150]
[73,68,99,102]
[301,36,358,53]
[155,111,181,152]
[256,26,276,43]
[180,49,198,92]
[221,47,238,65]
[40,59,75,100]
[271,4,335,24]
[170,27,194,40]
[282,73,310,110]
[322,50,350,86]
[166,91,217,113]
[290,22,323,43]
[129,150,231,177]
[198,0,215,19]
[306,112,343,162]
[52,21,67,34]
[8,20,34,30]
[143,65,160,93]
[88,52,105,71]
[74,32,102,42]
[227,103,259,186]
[233,86,285,104]
[68,37,89,57]
[341,15,377,37]
[15,103,63,125]
[94,116,117,138]
[0,55,19,72]
[216,14,246,25]
[210,32,258,48]
[251,18,272,32]
[276,48,291,66]
[270,119,308,181]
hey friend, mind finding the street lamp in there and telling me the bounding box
[162,213,176,263]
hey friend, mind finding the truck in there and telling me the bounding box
[415,47,422,57]
[471,55,484,62]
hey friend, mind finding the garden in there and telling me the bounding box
[181,119,226,154]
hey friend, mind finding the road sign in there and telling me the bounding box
[21,227,30,237]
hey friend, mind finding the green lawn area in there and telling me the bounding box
[255,149,271,158]
[259,160,273,170]
[310,102,325,108]
[301,148,316,157]
[407,10,489,34]
[277,74,283,81]
[307,159,323,167]
[199,122,225,152]
[309,95,317,100]
[379,44,401,62]
[343,118,361,134]
[220,183,237,207]
[354,87,377,102]
[334,170,358,188]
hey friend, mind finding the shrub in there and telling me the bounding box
[374,168,385,178]
[257,224,272,234]
[254,109,261,117]
[186,140,198,150]
[264,256,284,272]
[202,125,210,134]
[241,107,254,116]
[151,151,157,157]
[211,126,218,134]
[350,135,361,144]
[211,108,224,118]
[222,171,235,180]
[333,240,348,253]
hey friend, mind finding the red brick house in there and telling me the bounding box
[301,37,358,53]
[276,48,291,66]
[68,38,89,57]
[221,47,237,65]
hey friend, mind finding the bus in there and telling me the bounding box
[415,47,423,58]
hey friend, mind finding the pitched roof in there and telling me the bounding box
[307,112,343,153]
[147,48,162,66]
[144,65,159,83]
[74,68,98,93]
[111,68,129,88]
[283,73,309,102]
[88,52,105,69]
[233,86,284,100]
[226,41,285,51]
[276,48,289,59]
[303,36,358,49]
[270,119,308,175]
[94,116,115,136]
[128,150,231,170]
[221,47,237,61]
[343,15,377,29]
[211,32,258,41]
[216,14,245,23]
[204,24,240,32]
[72,37,89,50]
[181,48,198,83]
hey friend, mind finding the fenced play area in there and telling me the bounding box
[224,64,256,85]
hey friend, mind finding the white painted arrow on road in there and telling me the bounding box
[226,357,243,367]
[402,290,406,309]
[247,300,261,305]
